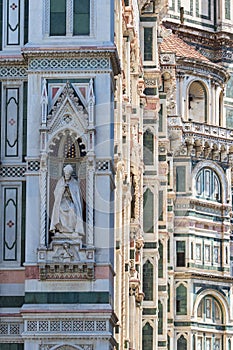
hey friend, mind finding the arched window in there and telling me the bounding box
[226,75,233,98]
[158,301,163,334]
[143,188,154,233]
[176,241,185,267]
[143,260,153,300]
[158,241,163,278]
[176,284,187,315]
[219,91,224,126]
[188,81,207,122]
[196,168,221,202]
[197,296,223,323]
[142,322,153,350]
[177,335,187,350]
[143,130,154,165]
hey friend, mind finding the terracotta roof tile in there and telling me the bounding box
[160,32,210,62]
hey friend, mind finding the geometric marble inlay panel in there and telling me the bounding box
[0,166,26,177]
[0,66,27,78]
[29,58,110,72]
[5,88,19,157]
[26,319,107,333]
[7,0,20,45]
[0,322,22,335]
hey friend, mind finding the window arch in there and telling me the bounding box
[143,188,154,233]
[196,168,221,202]
[197,295,223,324]
[219,90,224,126]
[143,260,154,300]
[158,241,163,278]
[177,335,187,350]
[143,130,154,165]
[142,322,153,350]
[188,81,207,122]
[158,301,163,334]
[226,74,233,98]
[176,284,187,315]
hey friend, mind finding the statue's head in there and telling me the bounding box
[63,164,73,180]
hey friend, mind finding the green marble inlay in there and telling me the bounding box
[144,27,153,61]
[144,242,157,249]
[140,17,157,22]
[142,322,153,349]
[22,82,27,161]
[21,182,26,265]
[143,308,157,315]
[25,292,110,304]
[0,345,24,350]
[158,341,167,347]
[143,260,154,300]
[24,0,29,44]
[158,285,166,291]
[225,0,231,19]
[169,14,215,28]
[0,296,24,308]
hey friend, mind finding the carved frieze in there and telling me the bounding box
[38,237,95,281]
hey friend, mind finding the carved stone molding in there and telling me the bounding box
[26,319,107,334]
[168,117,233,159]
[0,65,27,79]
[40,346,93,350]
[0,322,23,336]
[38,237,95,281]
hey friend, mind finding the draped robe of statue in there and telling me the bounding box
[50,171,85,236]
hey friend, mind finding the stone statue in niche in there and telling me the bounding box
[50,164,85,237]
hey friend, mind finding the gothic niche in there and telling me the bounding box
[48,131,87,244]
[38,131,95,281]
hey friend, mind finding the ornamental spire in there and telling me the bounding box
[41,78,48,125]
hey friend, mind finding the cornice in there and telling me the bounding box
[176,57,229,84]
[175,271,233,282]
[0,54,25,65]
[21,45,121,75]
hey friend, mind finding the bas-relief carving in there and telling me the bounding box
[40,345,93,350]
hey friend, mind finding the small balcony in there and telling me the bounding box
[168,116,233,160]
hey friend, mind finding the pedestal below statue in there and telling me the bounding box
[37,231,95,281]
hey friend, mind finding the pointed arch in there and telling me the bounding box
[47,130,87,243]
[143,259,154,300]
[143,129,154,165]
[142,322,153,350]
[47,82,88,141]
[176,283,187,315]
[143,187,154,233]
[177,335,187,350]
[50,344,85,350]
